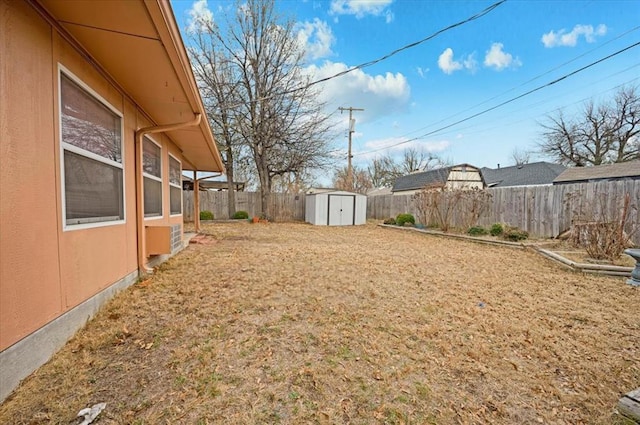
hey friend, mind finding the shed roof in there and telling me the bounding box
[37,0,224,173]
[553,160,640,183]
[306,188,365,196]
[481,162,566,187]
[392,164,479,192]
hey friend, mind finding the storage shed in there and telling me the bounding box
[305,189,367,226]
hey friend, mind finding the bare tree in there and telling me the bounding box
[189,0,335,217]
[511,147,530,166]
[333,166,372,194]
[400,147,443,174]
[367,148,445,188]
[538,85,640,166]
[189,27,245,218]
[367,154,398,188]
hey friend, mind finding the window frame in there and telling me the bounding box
[168,153,183,217]
[58,64,126,231]
[142,136,164,220]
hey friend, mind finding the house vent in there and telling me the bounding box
[170,224,182,253]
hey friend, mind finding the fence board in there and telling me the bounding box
[366,181,640,244]
[183,191,306,222]
[182,181,639,244]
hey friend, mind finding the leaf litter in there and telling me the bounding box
[0,222,638,424]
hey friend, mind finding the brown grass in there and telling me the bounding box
[1,222,638,424]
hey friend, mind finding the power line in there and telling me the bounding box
[223,0,507,109]
[354,41,640,157]
[394,25,640,140]
[296,0,507,91]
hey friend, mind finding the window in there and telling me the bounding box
[143,137,162,218]
[60,69,124,227]
[169,155,182,215]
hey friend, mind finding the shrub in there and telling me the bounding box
[395,213,415,227]
[503,227,528,241]
[490,223,504,236]
[200,210,214,221]
[232,210,249,220]
[383,217,396,225]
[467,226,488,236]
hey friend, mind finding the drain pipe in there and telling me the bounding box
[135,113,202,275]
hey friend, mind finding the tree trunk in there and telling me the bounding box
[226,180,236,218]
[258,168,271,217]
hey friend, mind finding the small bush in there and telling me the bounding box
[467,226,488,236]
[503,227,528,241]
[383,217,396,225]
[200,210,214,221]
[490,223,504,236]
[395,213,415,227]
[232,210,249,220]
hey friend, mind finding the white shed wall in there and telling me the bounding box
[305,191,366,226]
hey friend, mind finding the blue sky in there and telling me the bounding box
[171,0,639,173]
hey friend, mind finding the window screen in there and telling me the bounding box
[169,156,182,215]
[60,72,124,226]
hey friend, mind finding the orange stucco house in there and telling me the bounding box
[0,0,223,401]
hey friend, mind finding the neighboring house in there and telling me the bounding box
[553,160,640,184]
[0,0,224,402]
[391,164,485,195]
[481,162,566,188]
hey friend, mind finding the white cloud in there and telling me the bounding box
[416,67,429,78]
[438,48,462,74]
[330,0,394,20]
[483,43,521,71]
[296,19,335,61]
[186,0,213,33]
[463,53,478,74]
[437,48,476,74]
[304,61,411,123]
[541,24,607,48]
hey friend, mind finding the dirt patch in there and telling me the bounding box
[1,222,638,424]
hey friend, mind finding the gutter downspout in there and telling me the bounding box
[135,113,202,275]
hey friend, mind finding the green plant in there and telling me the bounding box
[232,210,249,220]
[200,210,214,221]
[383,217,396,225]
[490,223,504,236]
[503,227,528,241]
[395,213,415,227]
[467,226,488,236]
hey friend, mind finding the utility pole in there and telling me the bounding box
[339,106,364,191]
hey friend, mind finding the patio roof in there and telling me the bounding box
[35,0,224,173]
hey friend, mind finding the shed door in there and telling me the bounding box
[328,195,355,226]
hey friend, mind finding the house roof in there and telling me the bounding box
[553,160,640,183]
[391,164,479,192]
[481,162,566,187]
[37,0,224,173]
[182,176,246,191]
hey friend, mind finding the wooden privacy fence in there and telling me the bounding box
[183,181,640,244]
[183,191,306,222]
[367,180,640,244]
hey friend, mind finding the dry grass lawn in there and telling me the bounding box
[1,222,638,424]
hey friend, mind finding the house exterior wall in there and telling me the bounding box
[0,0,186,354]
